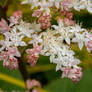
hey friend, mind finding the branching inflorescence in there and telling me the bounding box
[0,0,92,91]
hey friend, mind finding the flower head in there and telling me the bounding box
[3,57,19,70]
[62,67,82,83]
[38,13,51,29]
[26,44,42,66]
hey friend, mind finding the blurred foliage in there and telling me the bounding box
[0,0,7,6]
[0,0,92,92]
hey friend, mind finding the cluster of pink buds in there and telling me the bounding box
[3,57,18,70]
[26,44,42,67]
[62,67,82,83]
[26,79,41,90]
[38,13,51,30]
[0,18,9,33]
[12,10,22,20]
[0,47,20,70]
[61,10,75,26]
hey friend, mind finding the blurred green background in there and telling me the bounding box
[0,0,92,92]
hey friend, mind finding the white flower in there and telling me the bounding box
[72,0,92,13]
[72,32,86,50]
[29,34,43,45]
[49,0,62,8]
[16,21,34,37]
[52,21,72,44]
[9,16,19,27]
[40,29,80,72]
[38,0,52,13]
[6,27,26,47]
[0,33,12,51]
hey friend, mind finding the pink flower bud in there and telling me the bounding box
[64,18,75,26]
[8,57,19,70]
[12,10,22,19]
[71,67,82,84]
[32,89,40,92]
[26,44,42,66]
[61,10,67,16]
[3,57,19,70]
[26,79,41,89]
[38,13,51,29]
[0,52,8,61]
[62,67,82,83]
[66,12,73,20]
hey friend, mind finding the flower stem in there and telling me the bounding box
[18,57,29,81]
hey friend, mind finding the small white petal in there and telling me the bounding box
[78,42,84,50]
[65,37,70,44]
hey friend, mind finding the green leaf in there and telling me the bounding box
[0,62,26,92]
[45,68,92,92]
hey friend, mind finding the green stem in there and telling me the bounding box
[18,57,29,81]
[18,46,29,81]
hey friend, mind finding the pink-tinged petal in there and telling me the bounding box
[86,40,92,52]
[33,44,42,54]
[62,0,72,11]
[0,18,9,33]
[62,67,71,78]
[0,51,8,61]
[8,47,21,57]
[32,10,42,18]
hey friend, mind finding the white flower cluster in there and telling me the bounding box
[21,0,63,13]
[72,0,92,13]
[34,20,90,72]
[0,0,92,82]
[0,20,41,51]
[22,0,92,13]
